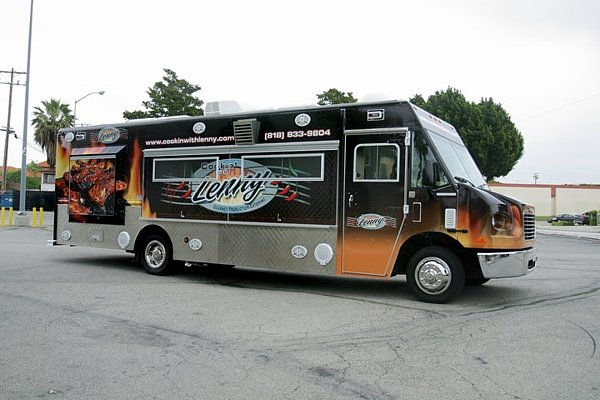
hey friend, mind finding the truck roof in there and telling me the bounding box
[59,99,406,132]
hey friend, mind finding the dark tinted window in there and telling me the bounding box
[354,144,399,181]
[411,132,449,188]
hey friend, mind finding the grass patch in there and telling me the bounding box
[535,215,549,221]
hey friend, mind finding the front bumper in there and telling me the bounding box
[477,248,537,279]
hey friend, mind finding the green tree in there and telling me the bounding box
[32,99,74,169]
[5,162,41,189]
[316,88,358,105]
[124,68,203,119]
[410,88,523,180]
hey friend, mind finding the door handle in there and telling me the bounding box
[348,194,354,208]
[412,202,422,222]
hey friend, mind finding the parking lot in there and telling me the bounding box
[1,227,599,399]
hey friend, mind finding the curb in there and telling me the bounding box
[537,229,600,241]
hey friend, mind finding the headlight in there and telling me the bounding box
[492,212,513,233]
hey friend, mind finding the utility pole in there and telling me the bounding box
[0,69,27,191]
[533,172,540,185]
[18,0,34,215]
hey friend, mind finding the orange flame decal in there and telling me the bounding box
[124,139,142,205]
[142,198,156,218]
[511,205,523,237]
[55,136,72,178]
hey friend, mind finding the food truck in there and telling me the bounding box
[53,100,537,302]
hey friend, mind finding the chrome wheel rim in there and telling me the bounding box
[415,256,451,295]
[145,240,166,269]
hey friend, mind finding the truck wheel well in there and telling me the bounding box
[392,232,480,278]
[134,225,173,259]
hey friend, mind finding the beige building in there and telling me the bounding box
[489,183,600,216]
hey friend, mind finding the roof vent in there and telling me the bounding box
[233,118,260,145]
[205,100,242,116]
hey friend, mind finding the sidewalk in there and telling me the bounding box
[536,221,600,241]
[2,211,54,229]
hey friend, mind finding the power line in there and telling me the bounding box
[519,90,600,122]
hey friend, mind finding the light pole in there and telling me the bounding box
[73,90,105,126]
[18,0,34,215]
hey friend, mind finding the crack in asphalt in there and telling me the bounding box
[0,289,410,400]
[209,278,447,317]
[459,283,600,317]
[568,320,597,359]
[449,366,486,400]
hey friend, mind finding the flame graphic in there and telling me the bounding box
[142,198,156,218]
[124,139,142,205]
[55,136,72,178]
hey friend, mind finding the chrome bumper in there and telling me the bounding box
[477,248,537,279]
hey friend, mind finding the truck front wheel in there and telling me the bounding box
[406,246,465,303]
[139,234,174,275]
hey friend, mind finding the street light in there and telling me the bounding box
[73,90,105,126]
[18,0,34,214]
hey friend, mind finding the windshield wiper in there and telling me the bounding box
[454,176,476,187]
[454,176,487,189]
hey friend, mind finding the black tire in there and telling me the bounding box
[139,234,174,275]
[466,277,490,286]
[406,246,465,303]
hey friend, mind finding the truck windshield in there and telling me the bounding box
[428,131,487,189]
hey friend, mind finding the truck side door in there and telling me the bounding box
[342,130,406,276]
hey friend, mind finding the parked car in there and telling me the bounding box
[547,214,582,224]
[579,211,592,225]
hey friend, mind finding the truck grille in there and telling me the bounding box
[524,213,536,240]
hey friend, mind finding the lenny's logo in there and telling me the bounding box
[158,158,312,214]
[347,213,397,230]
[191,170,272,206]
[189,159,278,214]
[96,127,121,144]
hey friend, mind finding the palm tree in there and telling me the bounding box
[32,98,74,169]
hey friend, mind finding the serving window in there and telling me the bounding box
[354,143,400,182]
[152,157,219,182]
[241,153,324,181]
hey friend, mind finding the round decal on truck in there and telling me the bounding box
[192,122,206,134]
[96,127,121,144]
[294,113,311,127]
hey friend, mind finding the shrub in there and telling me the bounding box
[590,210,598,226]
[552,221,574,227]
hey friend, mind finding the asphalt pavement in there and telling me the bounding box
[0,227,599,399]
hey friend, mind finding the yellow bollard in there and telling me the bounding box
[8,207,13,227]
[32,207,37,228]
[40,207,44,228]
[1,207,4,227]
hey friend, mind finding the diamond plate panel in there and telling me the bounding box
[219,225,337,274]
[56,204,143,250]
[57,204,338,275]
[158,221,220,262]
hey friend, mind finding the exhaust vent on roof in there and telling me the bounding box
[205,100,242,116]
[233,118,260,145]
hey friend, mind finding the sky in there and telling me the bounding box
[1,0,599,184]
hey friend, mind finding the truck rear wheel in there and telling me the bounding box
[406,246,465,303]
[139,234,174,275]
